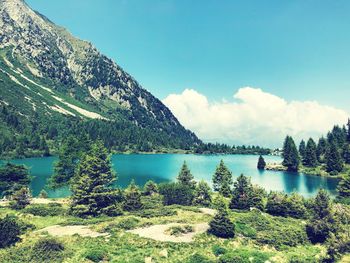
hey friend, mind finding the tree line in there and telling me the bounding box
[281,120,350,174]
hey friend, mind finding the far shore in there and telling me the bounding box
[265,162,344,179]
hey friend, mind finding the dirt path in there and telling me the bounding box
[199,207,216,216]
[37,225,109,238]
[0,198,68,206]
[127,223,209,243]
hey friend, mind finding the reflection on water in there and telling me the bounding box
[2,154,340,198]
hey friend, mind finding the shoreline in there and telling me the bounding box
[265,162,343,179]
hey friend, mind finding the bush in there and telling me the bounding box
[212,245,227,256]
[167,225,193,236]
[0,215,21,248]
[132,207,176,218]
[257,225,308,249]
[23,203,66,216]
[266,192,307,219]
[234,222,257,238]
[186,253,214,263]
[219,249,271,263]
[140,194,164,209]
[38,189,48,198]
[31,237,65,262]
[115,217,140,230]
[159,182,194,206]
[306,216,336,244]
[83,247,109,262]
[235,210,308,249]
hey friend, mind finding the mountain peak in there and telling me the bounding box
[0,0,200,152]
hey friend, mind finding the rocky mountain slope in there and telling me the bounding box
[0,0,200,156]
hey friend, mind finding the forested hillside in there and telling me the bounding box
[0,0,199,158]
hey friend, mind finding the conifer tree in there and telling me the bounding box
[343,144,350,165]
[229,174,252,210]
[282,136,300,171]
[208,195,235,238]
[299,140,306,160]
[0,215,21,248]
[177,161,196,188]
[229,174,265,210]
[10,187,31,210]
[304,138,318,167]
[38,189,48,199]
[39,137,50,156]
[124,180,143,211]
[0,163,30,197]
[317,137,328,163]
[337,173,350,199]
[257,155,266,169]
[325,141,344,174]
[193,180,212,207]
[306,189,337,244]
[347,119,350,143]
[143,180,158,196]
[70,141,121,217]
[212,160,233,197]
[51,136,83,188]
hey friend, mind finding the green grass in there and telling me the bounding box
[0,201,329,262]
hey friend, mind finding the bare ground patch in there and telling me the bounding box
[37,225,109,238]
[127,223,209,243]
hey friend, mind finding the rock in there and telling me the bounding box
[159,249,168,258]
[145,257,153,263]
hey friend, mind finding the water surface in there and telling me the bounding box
[2,154,339,198]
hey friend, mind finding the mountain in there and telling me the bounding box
[0,0,200,157]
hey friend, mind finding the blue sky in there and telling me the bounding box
[26,0,350,146]
[27,0,350,110]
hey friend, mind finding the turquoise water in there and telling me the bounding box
[2,154,340,198]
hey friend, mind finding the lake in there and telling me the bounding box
[2,154,340,198]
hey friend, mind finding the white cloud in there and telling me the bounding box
[163,87,349,147]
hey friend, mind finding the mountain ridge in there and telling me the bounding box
[0,0,200,157]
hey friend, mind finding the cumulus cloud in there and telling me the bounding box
[163,87,349,147]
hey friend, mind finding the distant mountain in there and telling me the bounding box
[0,0,200,157]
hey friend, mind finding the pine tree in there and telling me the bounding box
[193,180,212,207]
[347,119,350,143]
[38,189,48,199]
[10,187,31,210]
[0,215,21,248]
[0,163,30,197]
[208,196,235,238]
[306,189,337,244]
[143,180,158,196]
[317,137,328,163]
[70,141,121,217]
[299,140,306,160]
[124,180,143,211]
[325,141,344,174]
[177,161,196,188]
[39,137,50,157]
[257,155,266,169]
[51,136,82,188]
[229,174,264,210]
[304,138,318,167]
[282,136,300,171]
[343,144,350,165]
[337,173,350,199]
[212,160,233,197]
